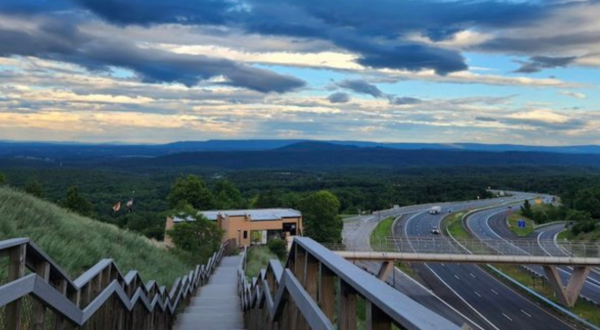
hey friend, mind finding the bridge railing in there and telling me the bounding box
[328,236,600,259]
[238,237,460,330]
[0,237,229,330]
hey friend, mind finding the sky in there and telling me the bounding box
[0,0,599,145]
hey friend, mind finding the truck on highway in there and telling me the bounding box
[429,206,441,214]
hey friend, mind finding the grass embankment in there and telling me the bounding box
[446,211,469,240]
[443,209,600,327]
[245,246,280,278]
[560,229,600,241]
[557,230,570,240]
[370,216,394,251]
[369,217,418,278]
[507,212,535,237]
[0,186,193,285]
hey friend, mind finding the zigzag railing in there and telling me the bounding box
[0,237,229,330]
[238,237,460,330]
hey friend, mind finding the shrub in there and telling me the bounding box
[268,239,287,260]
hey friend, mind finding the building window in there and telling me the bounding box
[243,231,248,239]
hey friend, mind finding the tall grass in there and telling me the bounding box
[0,186,193,286]
[369,216,394,250]
[245,246,279,278]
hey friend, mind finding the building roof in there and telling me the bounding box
[172,208,301,223]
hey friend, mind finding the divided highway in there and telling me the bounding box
[399,206,576,330]
[466,206,600,305]
[343,193,582,330]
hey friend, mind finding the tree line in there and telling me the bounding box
[1,165,598,241]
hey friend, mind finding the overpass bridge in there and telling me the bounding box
[330,236,600,308]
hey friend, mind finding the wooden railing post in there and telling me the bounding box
[32,260,51,330]
[54,279,68,330]
[318,264,336,322]
[339,279,357,330]
[304,254,318,299]
[5,244,26,330]
[366,300,392,330]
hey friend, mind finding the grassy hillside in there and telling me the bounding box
[0,186,193,285]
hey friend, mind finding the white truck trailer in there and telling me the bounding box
[429,206,441,214]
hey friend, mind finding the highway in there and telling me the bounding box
[399,203,577,330]
[466,207,600,305]
[343,193,580,330]
[343,208,488,329]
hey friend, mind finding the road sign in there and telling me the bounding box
[518,219,526,228]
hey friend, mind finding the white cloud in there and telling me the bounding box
[559,90,586,99]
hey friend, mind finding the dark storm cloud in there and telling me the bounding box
[0,22,304,93]
[514,56,577,73]
[1,0,559,76]
[327,92,350,104]
[336,79,384,98]
[72,0,231,26]
[389,97,422,105]
[338,38,467,75]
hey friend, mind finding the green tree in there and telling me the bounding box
[167,206,223,263]
[520,199,533,218]
[565,209,593,222]
[212,180,245,209]
[167,175,214,210]
[299,190,342,243]
[60,186,93,216]
[267,239,287,260]
[25,177,44,198]
[254,190,281,208]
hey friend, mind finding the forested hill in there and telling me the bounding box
[116,142,600,170]
[2,140,600,162]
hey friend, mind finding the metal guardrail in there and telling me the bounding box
[0,237,229,330]
[238,237,459,330]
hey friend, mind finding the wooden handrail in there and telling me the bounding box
[239,237,461,330]
[0,237,230,329]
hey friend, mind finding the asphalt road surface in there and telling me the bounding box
[466,207,600,305]
[402,204,577,330]
[343,193,580,330]
[343,207,487,329]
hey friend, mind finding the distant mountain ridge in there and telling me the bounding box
[129,144,600,170]
[1,140,600,162]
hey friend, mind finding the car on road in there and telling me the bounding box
[430,227,440,234]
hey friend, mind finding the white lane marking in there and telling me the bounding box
[441,263,445,267]
[470,273,476,278]
[423,264,500,330]
[454,275,460,280]
[400,212,495,330]
[491,289,498,295]
[461,202,578,329]
[474,291,481,298]
[502,313,513,321]
[486,210,600,291]
[520,309,532,318]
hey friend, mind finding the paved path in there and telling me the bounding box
[175,255,245,330]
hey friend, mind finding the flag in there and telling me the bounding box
[112,201,121,212]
